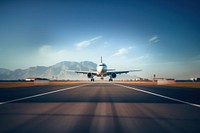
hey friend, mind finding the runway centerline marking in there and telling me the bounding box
[0,83,91,105]
[114,83,200,108]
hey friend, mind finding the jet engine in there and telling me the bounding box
[87,73,93,78]
[111,73,117,78]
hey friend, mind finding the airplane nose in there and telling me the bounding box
[100,67,103,73]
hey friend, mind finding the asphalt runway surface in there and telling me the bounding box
[0,82,200,133]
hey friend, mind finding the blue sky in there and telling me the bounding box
[0,0,200,79]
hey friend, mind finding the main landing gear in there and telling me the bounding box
[109,78,113,82]
[91,78,94,82]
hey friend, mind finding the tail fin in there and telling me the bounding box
[101,56,102,63]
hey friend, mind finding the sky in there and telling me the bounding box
[0,0,200,79]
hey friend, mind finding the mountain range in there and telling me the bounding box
[0,61,97,80]
[0,61,135,80]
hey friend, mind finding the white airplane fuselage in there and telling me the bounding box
[96,63,107,77]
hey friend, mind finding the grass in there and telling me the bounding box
[0,81,82,88]
[165,82,200,88]
[1,81,200,89]
[119,81,200,88]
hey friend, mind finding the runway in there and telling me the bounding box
[0,83,200,133]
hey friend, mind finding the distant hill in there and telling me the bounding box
[0,61,97,80]
[0,61,136,80]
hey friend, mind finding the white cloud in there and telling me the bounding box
[135,55,150,60]
[111,47,133,57]
[37,45,68,65]
[76,36,102,50]
[38,45,52,54]
[38,45,66,57]
[149,35,159,43]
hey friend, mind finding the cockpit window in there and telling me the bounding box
[99,63,106,66]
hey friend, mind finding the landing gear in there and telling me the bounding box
[101,77,104,80]
[91,78,94,82]
[109,78,113,82]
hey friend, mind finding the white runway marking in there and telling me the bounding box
[0,84,90,105]
[115,84,200,108]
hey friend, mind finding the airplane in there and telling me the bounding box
[75,56,141,82]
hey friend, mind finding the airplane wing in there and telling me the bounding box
[75,71,97,75]
[107,70,142,75]
[66,70,97,75]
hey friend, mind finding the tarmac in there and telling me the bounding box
[0,82,200,133]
